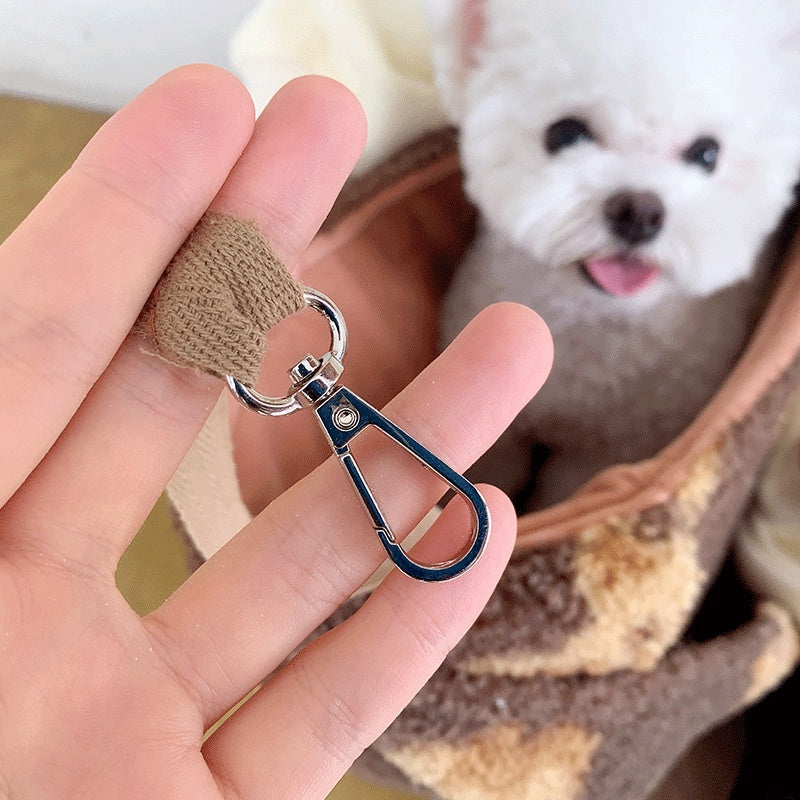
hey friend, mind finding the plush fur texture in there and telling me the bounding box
[430,0,800,506]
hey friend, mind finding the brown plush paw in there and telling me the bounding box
[364,602,797,800]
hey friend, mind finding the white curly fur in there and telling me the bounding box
[430,0,800,505]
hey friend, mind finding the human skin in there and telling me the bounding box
[0,65,552,798]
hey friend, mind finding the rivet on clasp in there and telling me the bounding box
[226,289,490,582]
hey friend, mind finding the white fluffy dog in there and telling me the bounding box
[431,0,800,507]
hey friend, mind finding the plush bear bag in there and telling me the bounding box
[137,127,800,800]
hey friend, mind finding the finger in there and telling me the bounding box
[1,77,368,568]
[0,65,255,508]
[203,488,517,800]
[144,303,553,724]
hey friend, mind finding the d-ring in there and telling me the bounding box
[225,287,490,582]
[226,289,347,417]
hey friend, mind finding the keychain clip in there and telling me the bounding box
[226,289,490,582]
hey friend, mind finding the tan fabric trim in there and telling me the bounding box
[136,211,305,384]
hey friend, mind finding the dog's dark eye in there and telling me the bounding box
[544,117,594,154]
[682,136,720,173]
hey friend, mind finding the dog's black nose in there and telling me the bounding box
[604,190,665,245]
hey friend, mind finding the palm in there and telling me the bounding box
[0,567,215,797]
[0,67,550,798]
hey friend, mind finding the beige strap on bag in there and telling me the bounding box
[137,211,306,558]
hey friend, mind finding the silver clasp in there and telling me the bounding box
[226,289,490,582]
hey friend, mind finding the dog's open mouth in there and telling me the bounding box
[580,254,660,296]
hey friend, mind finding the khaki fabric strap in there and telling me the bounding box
[136,211,307,558]
[169,394,252,559]
[136,211,306,385]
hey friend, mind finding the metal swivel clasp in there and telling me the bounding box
[226,289,490,582]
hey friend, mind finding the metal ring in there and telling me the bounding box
[225,288,348,417]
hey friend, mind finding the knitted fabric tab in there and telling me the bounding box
[136,212,306,384]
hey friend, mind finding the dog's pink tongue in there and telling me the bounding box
[584,255,660,296]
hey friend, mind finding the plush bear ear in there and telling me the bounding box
[423,0,486,121]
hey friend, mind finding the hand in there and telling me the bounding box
[0,66,551,798]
